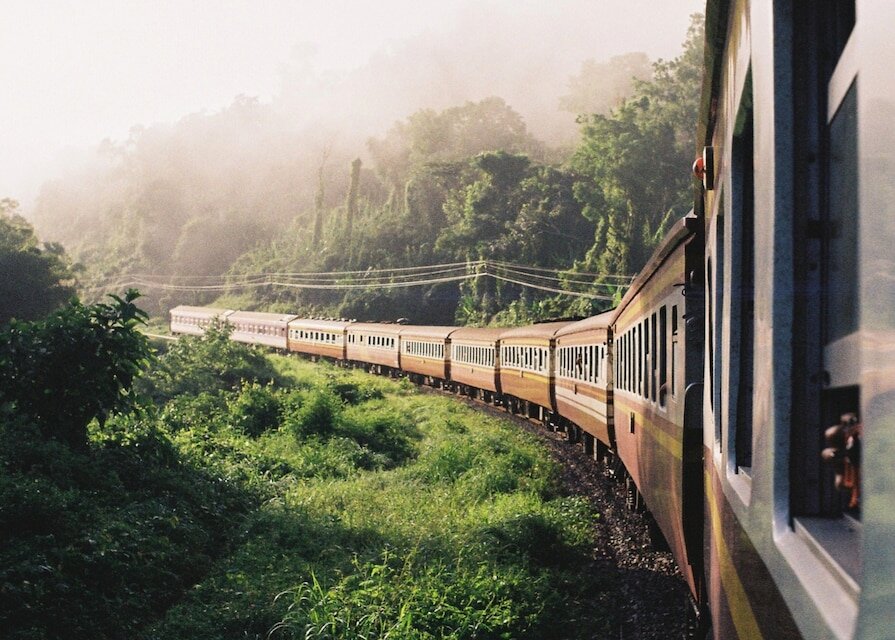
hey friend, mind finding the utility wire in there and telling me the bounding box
[81,260,628,300]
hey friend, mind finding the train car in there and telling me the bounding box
[226,310,297,350]
[554,310,615,451]
[448,327,503,401]
[287,318,352,360]
[169,305,233,336]
[398,325,453,385]
[345,323,402,372]
[498,322,572,420]
[697,1,895,638]
[610,213,704,603]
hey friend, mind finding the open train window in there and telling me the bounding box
[788,0,861,589]
[732,68,755,472]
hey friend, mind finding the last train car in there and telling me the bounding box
[169,305,233,336]
[697,1,895,638]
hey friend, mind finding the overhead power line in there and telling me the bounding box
[81,260,630,301]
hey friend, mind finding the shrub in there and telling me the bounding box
[138,322,280,403]
[284,389,342,439]
[227,382,281,437]
[326,377,384,405]
[0,290,151,449]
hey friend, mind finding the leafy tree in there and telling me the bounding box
[368,97,544,193]
[567,14,703,296]
[0,290,151,449]
[0,198,77,324]
[559,52,652,117]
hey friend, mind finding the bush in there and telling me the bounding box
[138,322,280,403]
[227,382,281,437]
[0,290,150,449]
[284,388,342,439]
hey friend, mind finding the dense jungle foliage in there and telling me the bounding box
[0,199,77,325]
[29,17,702,327]
[1,300,614,639]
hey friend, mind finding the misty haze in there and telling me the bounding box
[2,0,701,326]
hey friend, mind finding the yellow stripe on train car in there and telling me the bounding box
[705,472,764,640]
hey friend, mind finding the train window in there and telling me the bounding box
[650,313,657,403]
[646,320,651,398]
[637,324,643,398]
[620,336,624,390]
[787,5,862,591]
[825,83,859,347]
[829,0,855,63]
[659,307,667,408]
[733,69,755,471]
[624,333,629,391]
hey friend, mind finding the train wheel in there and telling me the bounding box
[625,476,637,511]
[685,585,712,639]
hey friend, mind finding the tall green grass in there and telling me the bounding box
[147,357,614,639]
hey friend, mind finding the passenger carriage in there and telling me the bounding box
[448,327,503,402]
[226,311,297,349]
[345,323,402,373]
[397,325,454,386]
[697,1,895,638]
[554,310,615,455]
[498,322,572,421]
[287,318,352,361]
[610,213,704,602]
[169,305,233,336]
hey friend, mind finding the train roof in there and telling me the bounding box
[499,321,574,341]
[287,318,353,331]
[398,325,456,340]
[170,305,232,317]
[348,322,405,334]
[611,213,700,324]
[448,327,505,343]
[554,309,615,337]
[227,310,298,324]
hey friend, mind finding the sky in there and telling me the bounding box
[0,0,703,209]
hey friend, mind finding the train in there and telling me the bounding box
[170,1,895,638]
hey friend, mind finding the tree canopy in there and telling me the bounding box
[0,199,77,325]
[25,15,704,327]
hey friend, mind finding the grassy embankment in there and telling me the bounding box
[1,329,614,639]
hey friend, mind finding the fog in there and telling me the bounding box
[1,0,702,210]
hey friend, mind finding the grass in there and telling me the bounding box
[2,332,615,639]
